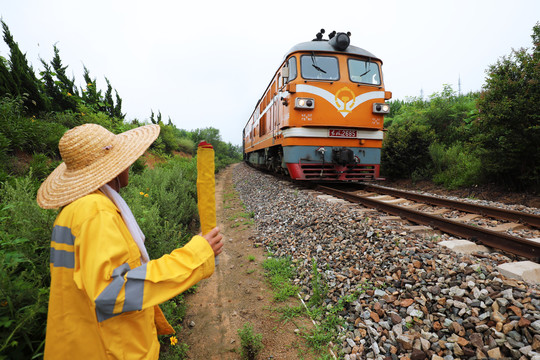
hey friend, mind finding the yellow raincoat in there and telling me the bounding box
[44,190,215,359]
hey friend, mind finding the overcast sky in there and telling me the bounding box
[1,0,539,145]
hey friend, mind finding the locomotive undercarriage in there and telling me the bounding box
[247,145,381,182]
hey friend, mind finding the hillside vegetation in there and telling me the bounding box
[0,20,241,359]
[382,23,539,192]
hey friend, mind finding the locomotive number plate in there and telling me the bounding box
[328,129,357,138]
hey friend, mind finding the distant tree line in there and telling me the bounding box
[382,22,539,192]
[0,19,242,185]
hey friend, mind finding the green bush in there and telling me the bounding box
[177,137,195,154]
[237,322,263,360]
[429,142,483,189]
[122,156,198,258]
[0,176,57,359]
[381,121,435,180]
[28,153,59,183]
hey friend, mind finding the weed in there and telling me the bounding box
[247,255,256,262]
[272,304,305,323]
[262,256,298,301]
[308,258,327,308]
[237,322,263,360]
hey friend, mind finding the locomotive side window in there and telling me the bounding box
[288,57,297,81]
[300,55,339,81]
[348,59,381,85]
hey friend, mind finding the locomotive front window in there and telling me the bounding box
[300,55,339,81]
[348,59,381,85]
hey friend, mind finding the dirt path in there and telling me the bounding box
[182,164,315,359]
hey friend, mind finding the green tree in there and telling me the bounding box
[40,46,78,112]
[1,20,50,112]
[475,22,540,190]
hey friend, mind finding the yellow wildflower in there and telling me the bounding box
[87,83,92,86]
[144,194,149,198]
[139,192,144,196]
[67,92,72,96]
[170,336,178,346]
[1,301,7,307]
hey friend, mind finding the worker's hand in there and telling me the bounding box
[202,227,223,257]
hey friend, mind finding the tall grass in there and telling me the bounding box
[0,156,204,359]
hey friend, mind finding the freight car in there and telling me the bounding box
[243,29,392,181]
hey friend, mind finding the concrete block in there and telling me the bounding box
[404,225,434,234]
[439,239,491,254]
[353,208,378,214]
[380,216,403,222]
[326,198,349,204]
[497,261,540,284]
[316,195,335,200]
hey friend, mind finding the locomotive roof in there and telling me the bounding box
[284,41,381,63]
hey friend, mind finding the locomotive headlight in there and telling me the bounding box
[373,103,390,114]
[295,97,315,109]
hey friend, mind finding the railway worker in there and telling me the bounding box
[36,123,223,359]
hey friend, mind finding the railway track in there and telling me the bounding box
[315,183,540,262]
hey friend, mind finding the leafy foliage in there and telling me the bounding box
[0,176,57,359]
[474,22,540,190]
[382,23,539,192]
[237,322,263,360]
[381,120,436,180]
[0,21,242,360]
[262,256,298,301]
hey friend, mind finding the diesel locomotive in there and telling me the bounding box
[243,29,392,181]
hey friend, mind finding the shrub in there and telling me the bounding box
[122,156,198,258]
[177,137,195,154]
[0,176,57,359]
[381,121,435,180]
[429,142,483,189]
[237,322,263,360]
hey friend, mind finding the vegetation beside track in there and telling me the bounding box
[382,22,539,193]
[0,20,242,359]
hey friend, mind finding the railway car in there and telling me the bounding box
[243,29,392,181]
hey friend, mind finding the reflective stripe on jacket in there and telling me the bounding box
[44,190,215,359]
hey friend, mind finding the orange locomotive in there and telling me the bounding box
[243,29,392,181]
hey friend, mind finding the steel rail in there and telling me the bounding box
[317,185,540,261]
[361,184,540,229]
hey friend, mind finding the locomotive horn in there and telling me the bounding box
[328,32,350,51]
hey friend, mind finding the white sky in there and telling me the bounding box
[1,0,539,145]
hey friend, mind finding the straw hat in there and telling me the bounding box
[37,123,160,209]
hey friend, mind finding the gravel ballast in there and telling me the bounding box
[233,163,540,360]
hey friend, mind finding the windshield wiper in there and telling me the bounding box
[311,53,327,74]
[358,69,370,77]
[312,64,327,73]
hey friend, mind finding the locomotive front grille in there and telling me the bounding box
[298,164,377,180]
